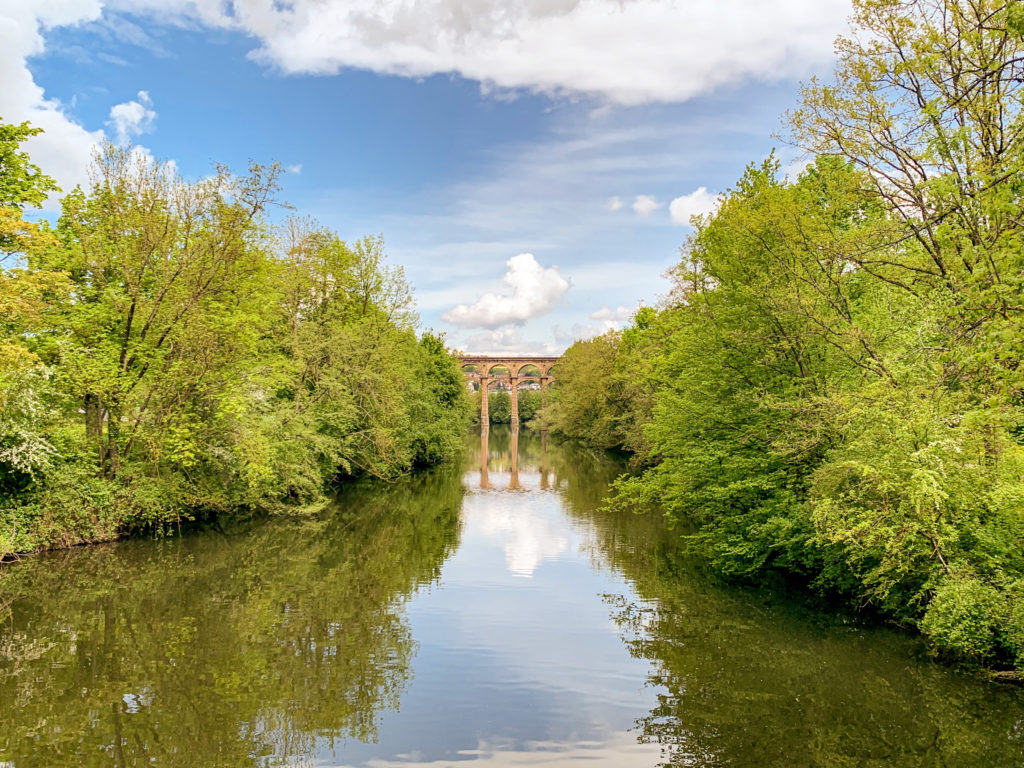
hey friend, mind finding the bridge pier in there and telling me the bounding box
[479,426,490,489]
[460,355,559,428]
[510,376,519,429]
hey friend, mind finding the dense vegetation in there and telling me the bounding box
[473,388,543,424]
[554,441,1024,767]
[544,0,1024,672]
[0,131,469,558]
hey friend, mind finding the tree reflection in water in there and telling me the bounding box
[0,465,463,767]
[476,427,1024,768]
[1,428,1022,768]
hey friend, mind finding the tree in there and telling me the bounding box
[1,137,470,557]
[42,144,280,478]
[791,0,1024,392]
[0,120,66,492]
[541,332,624,448]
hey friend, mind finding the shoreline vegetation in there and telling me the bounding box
[542,0,1024,677]
[0,131,470,559]
[3,0,1024,685]
[473,389,543,425]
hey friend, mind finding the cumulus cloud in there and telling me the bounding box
[108,90,157,144]
[0,2,105,202]
[783,156,814,180]
[632,194,660,216]
[572,305,642,340]
[110,0,849,106]
[569,321,617,341]
[462,328,530,353]
[604,195,623,212]
[553,317,628,344]
[442,253,569,329]
[458,327,561,355]
[2,0,849,206]
[552,326,573,344]
[669,186,719,225]
[589,304,636,322]
[471,504,570,577]
[286,163,303,174]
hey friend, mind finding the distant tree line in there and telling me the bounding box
[472,389,543,424]
[0,130,469,557]
[543,0,1024,673]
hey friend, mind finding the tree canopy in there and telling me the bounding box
[0,135,470,558]
[543,0,1024,673]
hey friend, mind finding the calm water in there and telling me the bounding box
[1,427,1023,767]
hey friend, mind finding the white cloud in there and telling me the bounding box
[108,90,156,144]
[782,155,813,180]
[473,504,569,577]
[1,0,849,209]
[569,320,618,341]
[0,2,106,202]
[669,185,719,225]
[442,253,570,329]
[604,195,623,211]
[458,327,561,355]
[111,0,849,106]
[589,304,635,322]
[461,328,530,353]
[632,194,660,216]
[552,326,573,344]
[286,163,303,174]
[553,318,627,345]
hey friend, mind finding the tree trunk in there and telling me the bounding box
[106,403,121,479]
[84,393,106,468]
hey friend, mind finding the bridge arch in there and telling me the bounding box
[516,362,542,378]
[458,355,560,427]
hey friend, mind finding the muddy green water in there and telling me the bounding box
[1,427,1022,767]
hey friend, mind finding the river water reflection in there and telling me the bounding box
[1,427,1023,767]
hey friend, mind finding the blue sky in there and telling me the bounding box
[3,1,851,354]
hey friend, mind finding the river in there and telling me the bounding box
[1,426,1022,767]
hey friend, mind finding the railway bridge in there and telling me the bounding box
[458,355,559,426]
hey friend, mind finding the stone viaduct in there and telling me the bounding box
[458,355,559,427]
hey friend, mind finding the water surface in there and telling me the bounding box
[1,427,1022,767]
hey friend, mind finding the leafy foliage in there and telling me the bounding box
[473,388,543,424]
[545,0,1024,671]
[0,136,469,557]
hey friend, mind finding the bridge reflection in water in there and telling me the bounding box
[4,425,1023,766]
[474,425,551,492]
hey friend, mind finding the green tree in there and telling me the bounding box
[0,139,470,558]
[0,121,66,495]
[541,332,624,448]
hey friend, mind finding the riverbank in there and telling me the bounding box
[1,131,471,562]
[2,425,1022,767]
[539,0,1024,676]
[0,422,469,561]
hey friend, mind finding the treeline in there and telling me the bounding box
[0,130,469,557]
[473,389,543,424]
[545,0,1024,671]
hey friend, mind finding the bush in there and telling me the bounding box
[920,575,1007,664]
